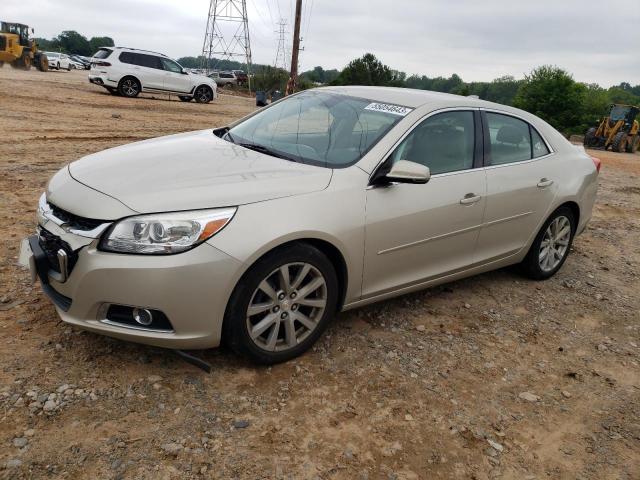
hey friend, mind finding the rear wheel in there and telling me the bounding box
[584,127,597,147]
[36,54,48,72]
[193,85,213,103]
[520,206,576,280]
[612,131,628,153]
[626,134,639,153]
[18,55,32,70]
[118,77,141,98]
[223,243,339,364]
[178,96,192,102]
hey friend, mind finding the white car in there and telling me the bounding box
[88,47,218,103]
[208,70,237,87]
[45,52,71,71]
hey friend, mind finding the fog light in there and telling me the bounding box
[132,308,153,326]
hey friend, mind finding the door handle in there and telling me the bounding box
[460,193,481,205]
[537,178,554,188]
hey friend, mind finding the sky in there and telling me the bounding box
[5,0,639,87]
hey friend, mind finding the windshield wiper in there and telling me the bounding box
[237,143,300,163]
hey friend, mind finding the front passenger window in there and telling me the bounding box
[389,111,475,175]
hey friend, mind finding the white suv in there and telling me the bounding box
[88,47,218,103]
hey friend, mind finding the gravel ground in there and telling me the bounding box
[0,67,639,480]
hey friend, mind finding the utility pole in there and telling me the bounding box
[201,0,253,91]
[286,0,303,95]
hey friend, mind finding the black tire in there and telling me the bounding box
[178,96,192,102]
[583,127,597,147]
[626,134,639,154]
[118,77,141,98]
[67,64,71,71]
[223,243,339,365]
[56,62,60,70]
[611,131,628,153]
[36,54,48,72]
[193,85,213,103]
[520,206,576,280]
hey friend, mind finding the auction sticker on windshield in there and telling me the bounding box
[364,103,413,116]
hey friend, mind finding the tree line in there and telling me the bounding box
[35,31,114,57]
[301,53,640,136]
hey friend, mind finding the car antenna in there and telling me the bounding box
[174,350,212,373]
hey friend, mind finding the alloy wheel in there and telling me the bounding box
[195,86,212,103]
[122,79,138,96]
[539,215,571,272]
[246,262,327,352]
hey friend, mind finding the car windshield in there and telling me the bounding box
[227,90,409,168]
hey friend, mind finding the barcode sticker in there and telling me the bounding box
[364,103,413,116]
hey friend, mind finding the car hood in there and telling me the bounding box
[190,73,216,85]
[68,129,332,214]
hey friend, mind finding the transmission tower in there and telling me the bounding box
[201,0,252,83]
[274,19,289,71]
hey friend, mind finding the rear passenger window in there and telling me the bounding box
[390,111,475,175]
[486,113,532,165]
[531,128,550,157]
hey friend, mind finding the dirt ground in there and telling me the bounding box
[1,67,639,480]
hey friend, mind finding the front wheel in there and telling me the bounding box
[223,243,339,364]
[520,207,576,280]
[193,85,213,103]
[584,127,597,147]
[611,131,628,153]
[118,77,141,98]
[626,134,639,154]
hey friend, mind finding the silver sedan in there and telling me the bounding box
[19,86,599,364]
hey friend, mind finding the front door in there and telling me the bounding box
[161,58,192,93]
[362,110,486,298]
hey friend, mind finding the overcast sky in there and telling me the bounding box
[5,0,639,86]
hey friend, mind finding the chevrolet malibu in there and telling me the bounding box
[19,86,599,364]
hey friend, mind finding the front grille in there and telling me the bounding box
[48,203,106,231]
[38,227,78,274]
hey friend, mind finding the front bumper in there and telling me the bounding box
[20,225,242,349]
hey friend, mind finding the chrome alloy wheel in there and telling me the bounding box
[122,79,138,96]
[246,262,327,352]
[539,215,571,272]
[195,86,212,102]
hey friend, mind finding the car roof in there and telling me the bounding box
[317,85,523,113]
[103,46,169,58]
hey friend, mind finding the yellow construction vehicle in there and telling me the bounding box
[0,21,48,71]
[584,103,640,153]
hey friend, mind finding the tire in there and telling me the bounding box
[118,77,141,98]
[21,55,32,71]
[626,134,639,154]
[67,64,71,71]
[611,131,628,153]
[106,87,119,96]
[178,96,192,102]
[36,54,48,72]
[193,85,213,103]
[520,206,576,280]
[583,127,597,147]
[223,243,339,364]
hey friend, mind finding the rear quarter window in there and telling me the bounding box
[93,48,112,59]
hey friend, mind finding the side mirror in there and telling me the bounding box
[386,160,430,184]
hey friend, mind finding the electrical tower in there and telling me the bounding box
[274,19,289,71]
[201,0,252,84]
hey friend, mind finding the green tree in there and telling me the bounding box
[333,53,395,86]
[54,30,92,55]
[88,36,114,54]
[513,66,586,134]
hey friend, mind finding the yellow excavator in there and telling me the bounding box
[0,21,48,71]
[584,103,640,153]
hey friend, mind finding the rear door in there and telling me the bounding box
[474,111,557,263]
[120,52,164,90]
[362,109,487,298]
[160,57,192,93]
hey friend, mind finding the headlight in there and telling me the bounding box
[99,208,236,254]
